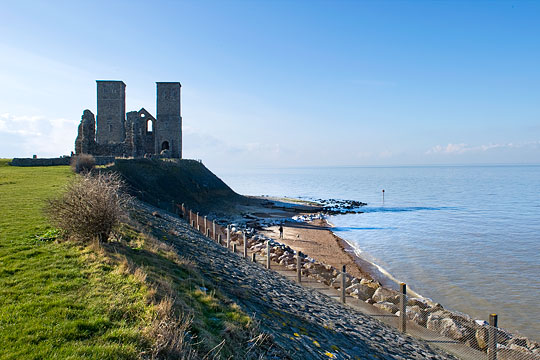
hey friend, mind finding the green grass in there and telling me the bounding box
[0,159,264,359]
[0,160,151,359]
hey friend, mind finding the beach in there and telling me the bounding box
[260,219,375,282]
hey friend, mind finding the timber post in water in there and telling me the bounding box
[399,283,407,333]
[341,265,346,303]
[232,243,237,254]
[212,220,216,240]
[226,225,231,249]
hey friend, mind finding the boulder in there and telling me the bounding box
[407,297,429,309]
[475,327,488,351]
[406,305,427,326]
[346,283,376,301]
[372,287,400,304]
[374,301,399,314]
[331,273,352,289]
[427,312,469,341]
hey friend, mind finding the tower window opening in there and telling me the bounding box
[147,120,153,132]
[161,141,169,151]
[109,124,113,132]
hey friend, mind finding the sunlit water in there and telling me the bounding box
[216,165,540,340]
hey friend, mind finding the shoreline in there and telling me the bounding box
[242,202,540,354]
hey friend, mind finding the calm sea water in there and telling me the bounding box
[216,165,540,341]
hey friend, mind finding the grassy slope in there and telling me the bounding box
[111,159,250,214]
[0,159,151,359]
[0,159,263,359]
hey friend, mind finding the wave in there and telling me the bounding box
[360,206,458,213]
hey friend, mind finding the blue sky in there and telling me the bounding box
[1,0,539,169]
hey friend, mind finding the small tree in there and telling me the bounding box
[46,172,130,242]
[71,154,96,174]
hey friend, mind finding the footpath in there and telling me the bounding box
[137,201,459,360]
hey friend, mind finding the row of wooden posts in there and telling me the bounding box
[173,202,501,358]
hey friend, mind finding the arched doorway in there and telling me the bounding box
[161,141,170,151]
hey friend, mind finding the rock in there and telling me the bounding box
[407,297,429,309]
[374,301,399,314]
[406,305,427,326]
[365,298,376,305]
[331,273,352,289]
[346,283,376,301]
[426,312,469,341]
[152,211,162,218]
[475,327,488,350]
[372,287,400,304]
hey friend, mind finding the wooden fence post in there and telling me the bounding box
[213,220,216,240]
[196,212,199,227]
[341,265,346,304]
[232,243,236,253]
[488,314,498,360]
[297,251,302,283]
[243,232,248,258]
[206,228,210,238]
[399,283,407,333]
[226,225,231,249]
[266,241,271,269]
[252,253,256,262]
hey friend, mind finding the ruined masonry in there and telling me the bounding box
[75,81,182,158]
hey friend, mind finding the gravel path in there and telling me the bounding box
[136,202,457,360]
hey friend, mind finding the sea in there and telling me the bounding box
[216,165,540,341]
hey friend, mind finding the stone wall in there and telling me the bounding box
[156,82,182,158]
[96,81,126,145]
[10,156,116,167]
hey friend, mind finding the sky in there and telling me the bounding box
[1,0,539,170]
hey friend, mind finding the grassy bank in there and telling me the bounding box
[0,159,263,359]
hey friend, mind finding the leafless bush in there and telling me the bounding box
[70,154,96,173]
[46,172,130,242]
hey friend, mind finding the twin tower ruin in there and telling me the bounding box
[75,81,182,158]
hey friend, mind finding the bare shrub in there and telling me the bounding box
[46,172,130,242]
[70,154,96,173]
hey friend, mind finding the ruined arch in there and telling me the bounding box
[161,141,170,151]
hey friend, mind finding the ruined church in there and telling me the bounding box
[75,80,182,158]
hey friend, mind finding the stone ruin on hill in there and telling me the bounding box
[75,80,182,159]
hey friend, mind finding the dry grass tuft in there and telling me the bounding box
[147,297,198,360]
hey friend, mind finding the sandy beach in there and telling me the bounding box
[259,218,375,282]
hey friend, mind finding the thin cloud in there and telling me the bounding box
[426,141,539,155]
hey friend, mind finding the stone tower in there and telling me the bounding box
[96,80,126,144]
[155,82,182,158]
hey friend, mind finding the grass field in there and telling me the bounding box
[0,159,152,359]
[0,159,262,359]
